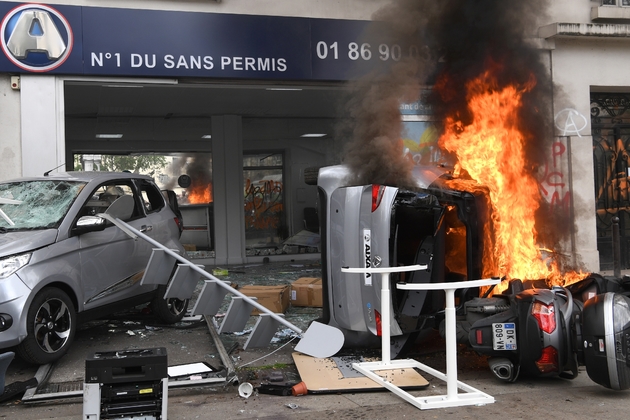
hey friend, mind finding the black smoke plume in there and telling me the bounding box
[339,0,553,186]
[339,0,580,270]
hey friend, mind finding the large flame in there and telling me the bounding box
[437,67,586,289]
[187,184,213,204]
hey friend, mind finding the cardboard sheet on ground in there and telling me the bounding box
[292,352,429,393]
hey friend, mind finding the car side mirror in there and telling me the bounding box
[72,215,106,235]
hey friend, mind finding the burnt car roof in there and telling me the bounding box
[1,171,154,184]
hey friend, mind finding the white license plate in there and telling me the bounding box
[492,323,517,350]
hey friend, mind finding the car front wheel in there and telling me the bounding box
[16,288,76,365]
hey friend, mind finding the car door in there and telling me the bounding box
[77,181,155,311]
[136,179,184,254]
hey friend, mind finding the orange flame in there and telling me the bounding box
[437,68,586,290]
[188,184,213,204]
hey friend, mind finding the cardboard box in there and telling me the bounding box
[239,285,290,314]
[290,277,323,307]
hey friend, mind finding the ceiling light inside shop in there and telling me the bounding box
[96,134,123,139]
[201,134,212,139]
[102,85,144,88]
[266,87,303,91]
[300,133,326,138]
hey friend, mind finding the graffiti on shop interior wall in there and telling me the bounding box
[244,179,284,231]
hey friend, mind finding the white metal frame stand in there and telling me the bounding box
[341,266,500,410]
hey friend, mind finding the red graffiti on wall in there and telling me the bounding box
[539,140,571,215]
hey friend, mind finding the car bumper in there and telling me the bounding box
[0,273,31,348]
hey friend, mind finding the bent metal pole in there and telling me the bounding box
[101,213,304,335]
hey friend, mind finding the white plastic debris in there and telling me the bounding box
[238,382,254,398]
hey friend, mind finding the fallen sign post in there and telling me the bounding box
[341,265,500,410]
[100,213,345,359]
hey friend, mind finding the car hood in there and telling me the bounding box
[0,229,58,257]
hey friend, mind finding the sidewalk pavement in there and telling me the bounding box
[1,259,630,419]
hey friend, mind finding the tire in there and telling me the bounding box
[151,285,189,324]
[16,288,76,365]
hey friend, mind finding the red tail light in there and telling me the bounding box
[536,346,559,373]
[174,217,183,235]
[476,329,483,345]
[375,309,382,336]
[531,301,556,333]
[371,185,385,212]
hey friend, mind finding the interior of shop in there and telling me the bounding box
[63,80,349,261]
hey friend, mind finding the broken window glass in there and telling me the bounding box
[0,181,85,230]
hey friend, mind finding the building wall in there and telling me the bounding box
[548,35,630,271]
[2,0,391,19]
[0,74,21,180]
[3,0,629,270]
[547,0,600,24]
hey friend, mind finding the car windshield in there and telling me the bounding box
[0,180,86,230]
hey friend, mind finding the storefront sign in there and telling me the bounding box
[0,2,420,81]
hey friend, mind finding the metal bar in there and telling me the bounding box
[342,264,427,366]
[444,288,457,399]
[342,264,499,410]
[204,315,235,378]
[100,214,304,335]
[381,272,391,364]
[21,362,54,402]
[613,216,622,278]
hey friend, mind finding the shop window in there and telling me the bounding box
[74,152,213,202]
[402,117,442,165]
[74,152,215,254]
[243,153,285,252]
[601,0,630,6]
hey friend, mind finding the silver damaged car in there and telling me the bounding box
[0,172,187,364]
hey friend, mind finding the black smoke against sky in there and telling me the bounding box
[339,0,553,188]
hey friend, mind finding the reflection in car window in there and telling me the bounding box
[0,181,85,230]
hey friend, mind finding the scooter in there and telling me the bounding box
[464,274,630,390]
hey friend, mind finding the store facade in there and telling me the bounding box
[0,0,393,265]
[5,1,630,272]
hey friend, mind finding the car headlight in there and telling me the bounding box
[0,253,31,279]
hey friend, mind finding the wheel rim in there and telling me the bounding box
[166,298,187,317]
[33,298,72,354]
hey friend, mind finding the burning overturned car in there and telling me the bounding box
[305,0,630,389]
[315,162,630,391]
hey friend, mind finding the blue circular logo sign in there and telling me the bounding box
[1,4,73,72]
